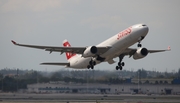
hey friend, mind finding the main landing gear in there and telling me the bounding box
[87,59,96,69]
[116,55,125,70]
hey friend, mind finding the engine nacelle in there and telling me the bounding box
[133,48,148,60]
[82,46,97,57]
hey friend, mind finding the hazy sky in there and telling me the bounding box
[0,0,179,72]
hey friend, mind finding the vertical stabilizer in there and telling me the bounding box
[63,39,76,60]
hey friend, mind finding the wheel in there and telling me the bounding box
[116,66,119,70]
[87,65,90,69]
[121,62,125,66]
[138,44,142,47]
[118,62,121,66]
[119,66,123,70]
[91,66,94,69]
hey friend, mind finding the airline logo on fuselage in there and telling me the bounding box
[117,27,132,40]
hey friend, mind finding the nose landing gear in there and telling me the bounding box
[137,36,145,47]
[137,43,142,47]
[116,55,125,70]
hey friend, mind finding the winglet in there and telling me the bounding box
[167,46,171,51]
[11,40,17,45]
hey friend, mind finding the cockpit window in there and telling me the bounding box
[142,24,146,26]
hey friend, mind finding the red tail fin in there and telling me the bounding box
[63,40,76,60]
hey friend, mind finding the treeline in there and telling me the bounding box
[0,71,129,92]
[0,68,180,92]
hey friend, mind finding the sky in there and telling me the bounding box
[0,0,180,72]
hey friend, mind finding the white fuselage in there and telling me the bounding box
[68,24,149,69]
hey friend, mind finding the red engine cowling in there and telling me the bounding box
[133,48,148,60]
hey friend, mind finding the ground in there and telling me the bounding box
[0,93,180,103]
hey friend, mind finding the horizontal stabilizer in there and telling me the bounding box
[40,62,70,66]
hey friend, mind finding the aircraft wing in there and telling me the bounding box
[11,40,111,55]
[123,46,171,57]
[148,46,171,53]
[40,62,70,66]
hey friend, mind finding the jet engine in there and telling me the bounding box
[133,48,148,60]
[82,46,97,57]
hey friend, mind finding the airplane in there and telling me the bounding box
[11,23,170,70]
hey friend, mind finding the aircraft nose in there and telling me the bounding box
[142,24,149,34]
[132,23,149,35]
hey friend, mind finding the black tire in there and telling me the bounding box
[119,66,123,70]
[118,62,121,66]
[116,66,119,70]
[87,65,90,69]
[138,44,142,47]
[91,66,94,69]
[121,62,125,66]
